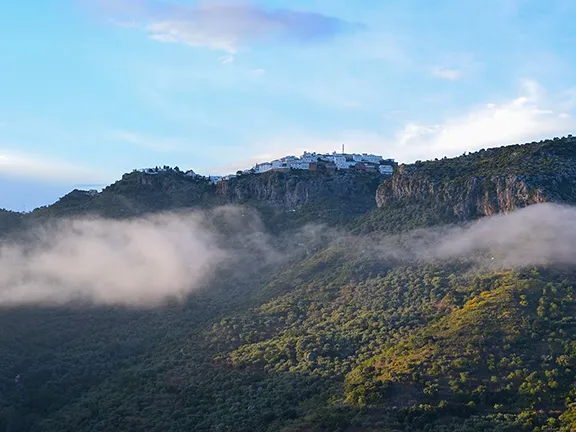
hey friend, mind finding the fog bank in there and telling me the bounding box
[1,202,575,308]
[0,213,224,307]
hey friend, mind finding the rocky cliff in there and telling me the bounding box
[23,169,385,231]
[376,136,576,221]
[216,170,383,209]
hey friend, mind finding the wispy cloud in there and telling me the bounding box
[91,0,362,53]
[0,148,109,184]
[429,52,479,81]
[219,53,235,65]
[246,80,576,166]
[431,67,461,81]
[394,79,575,160]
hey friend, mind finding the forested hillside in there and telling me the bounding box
[25,169,384,233]
[0,209,22,236]
[1,136,576,431]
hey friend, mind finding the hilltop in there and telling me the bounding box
[355,135,576,234]
[21,168,387,233]
[2,135,576,431]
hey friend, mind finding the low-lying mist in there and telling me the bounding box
[0,213,225,307]
[372,202,576,269]
[0,206,326,308]
[0,202,574,308]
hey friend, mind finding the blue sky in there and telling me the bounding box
[1,0,576,211]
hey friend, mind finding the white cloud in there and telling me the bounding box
[431,67,461,81]
[394,79,575,161]
[219,54,235,65]
[147,20,238,52]
[94,0,360,54]
[252,68,266,75]
[429,52,479,81]
[246,80,576,167]
[0,149,109,184]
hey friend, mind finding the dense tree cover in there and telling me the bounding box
[3,244,576,431]
[1,136,576,430]
[0,209,22,236]
[354,136,576,236]
[21,169,383,234]
[406,135,576,180]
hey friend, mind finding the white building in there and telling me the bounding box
[136,150,395,185]
[301,152,320,163]
[362,153,383,164]
[255,162,273,173]
[271,160,284,169]
[379,165,394,175]
[287,160,310,170]
[249,151,395,174]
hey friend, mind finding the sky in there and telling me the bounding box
[1,0,575,211]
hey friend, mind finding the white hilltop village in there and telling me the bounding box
[139,149,396,184]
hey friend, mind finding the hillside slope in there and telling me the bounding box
[356,135,576,234]
[23,169,384,232]
[0,209,22,236]
[2,136,576,431]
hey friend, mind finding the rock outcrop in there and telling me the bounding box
[23,169,386,231]
[376,136,576,221]
[217,170,383,210]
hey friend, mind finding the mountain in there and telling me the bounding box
[378,136,576,214]
[355,135,576,234]
[2,136,576,432]
[0,209,23,238]
[23,169,385,233]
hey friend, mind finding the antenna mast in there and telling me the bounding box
[342,143,345,154]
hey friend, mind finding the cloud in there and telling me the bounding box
[0,213,224,307]
[429,53,479,81]
[0,206,326,307]
[431,67,461,81]
[433,203,576,268]
[91,0,361,53]
[220,54,235,65]
[252,68,266,75]
[394,79,575,161]
[249,80,575,166]
[0,148,109,184]
[373,203,576,271]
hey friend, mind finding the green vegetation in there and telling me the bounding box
[407,135,576,180]
[23,169,384,234]
[0,209,22,236]
[1,136,576,431]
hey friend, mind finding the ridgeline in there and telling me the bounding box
[1,135,576,431]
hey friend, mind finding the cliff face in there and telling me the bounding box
[217,170,383,210]
[376,136,576,221]
[16,135,576,234]
[376,167,549,219]
[24,169,385,230]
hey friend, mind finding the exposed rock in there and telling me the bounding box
[376,136,576,220]
[216,170,384,210]
[18,169,385,232]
